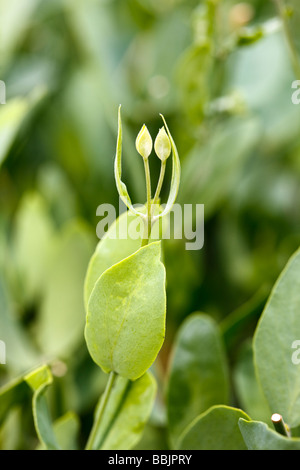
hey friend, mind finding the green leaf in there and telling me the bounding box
[176,43,213,124]
[0,0,41,68]
[0,375,30,424]
[239,419,300,450]
[175,0,218,125]
[178,405,250,450]
[90,372,156,450]
[233,341,271,424]
[253,247,300,428]
[220,286,269,353]
[114,106,144,217]
[0,98,28,167]
[38,412,80,450]
[53,412,80,450]
[166,313,229,448]
[0,275,39,373]
[24,365,60,450]
[12,192,55,307]
[0,369,79,450]
[0,91,46,168]
[36,221,94,358]
[180,117,261,216]
[0,408,22,450]
[85,241,166,380]
[84,210,142,311]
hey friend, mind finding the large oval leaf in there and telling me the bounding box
[178,405,250,450]
[85,241,166,380]
[84,210,142,311]
[253,247,300,428]
[166,313,229,448]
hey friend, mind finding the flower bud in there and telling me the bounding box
[136,124,153,159]
[154,127,171,162]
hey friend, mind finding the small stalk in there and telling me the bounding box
[271,413,291,437]
[274,0,300,78]
[85,371,117,450]
[142,157,152,246]
[153,160,167,205]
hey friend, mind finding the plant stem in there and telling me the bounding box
[274,0,300,78]
[85,371,117,450]
[271,413,291,437]
[96,378,131,449]
[142,158,152,247]
[153,160,166,205]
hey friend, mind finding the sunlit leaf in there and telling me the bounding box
[84,210,142,311]
[85,242,166,380]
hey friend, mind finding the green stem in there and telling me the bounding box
[271,413,291,437]
[96,379,131,449]
[142,158,152,247]
[275,0,300,78]
[85,371,117,450]
[153,160,166,205]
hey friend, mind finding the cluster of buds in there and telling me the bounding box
[114,105,180,243]
[135,125,171,162]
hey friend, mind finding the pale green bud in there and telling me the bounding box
[154,127,171,162]
[135,124,153,159]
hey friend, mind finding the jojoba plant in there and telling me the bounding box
[1,0,300,453]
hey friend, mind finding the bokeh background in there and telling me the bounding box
[1,0,300,449]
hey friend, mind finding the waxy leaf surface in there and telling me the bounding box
[85,242,166,380]
[254,247,300,428]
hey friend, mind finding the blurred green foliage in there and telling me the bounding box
[1,0,300,449]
